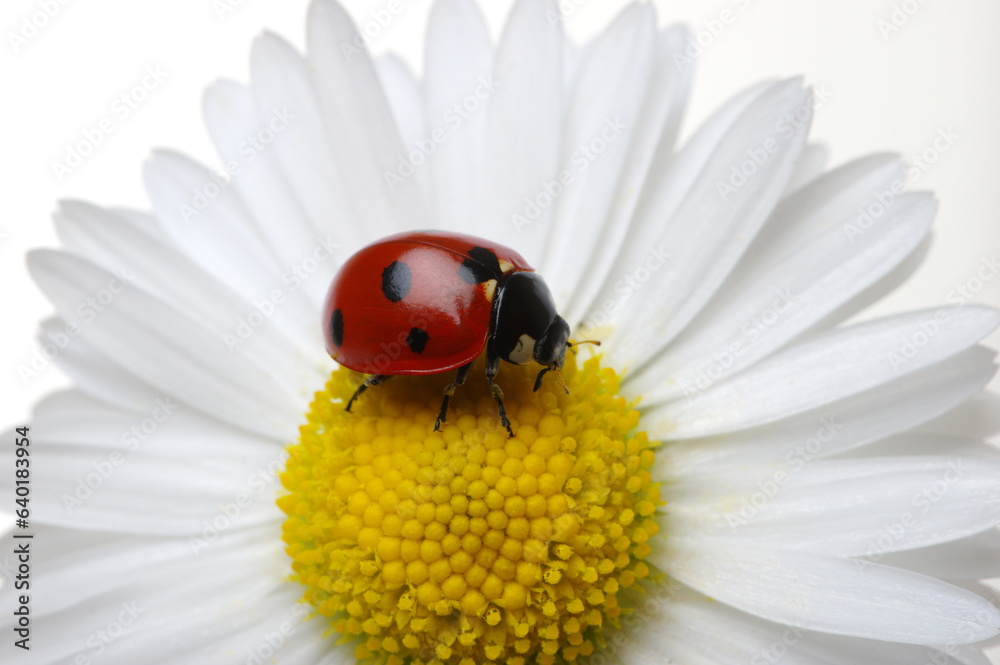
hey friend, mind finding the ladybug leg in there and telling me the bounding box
[485,348,515,438]
[532,367,550,392]
[434,362,474,431]
[345,374,392,412]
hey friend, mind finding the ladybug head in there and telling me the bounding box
[529,314,572,393]
[533,315,570,371]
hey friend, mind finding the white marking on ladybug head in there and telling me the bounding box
[509,334,537,365]
[498,259,514,273]
[482,279,498,302]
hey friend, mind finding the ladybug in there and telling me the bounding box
[322,231,592,436]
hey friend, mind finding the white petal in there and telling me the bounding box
[784,142,830,194]
[307,0,428,232]
[142,150,290,291]
[186,589,340,665]
[854,433,1000,464]
[376,55,425,158]
[614,586,789,665]
[655,538,1000,644]
[579,79,774,333]
[600,78,812,370]
[725,153,905,285]
[41,229,323,407]
[480,0,564,264]
[626,154,918,400]
[647,306,1000,438]
[538,3,656,304]
[633,191,934,402]
[27,390,279,461]
[54,200,155,269]
[2,391,284,534]
[9,535,297,664]
[561,23,692,324]
[375,54,436,218]
[667,456,1000,556]
[203,76,343,310]
[0,522,343,664]
[815,229,932,332]
[0,520,266,617]
[53,199,238,327]
[620,590,990,665]
[246,31,366,251]
[38,318,163,413]
[52,199,317,355]
[28,250,303,440]
[28,389,151,441]
[421,0,493,234]
[659,345,997,474]
[916,390,1000,440]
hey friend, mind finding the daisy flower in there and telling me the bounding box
[5,0,1000,663]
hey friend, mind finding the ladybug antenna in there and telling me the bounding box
[555,367,570,394]
[566,339,602,350]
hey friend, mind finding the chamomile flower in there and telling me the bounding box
[5,0,1000,664]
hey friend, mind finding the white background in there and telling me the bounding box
[1,0,999,660]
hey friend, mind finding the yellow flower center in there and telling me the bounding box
[279,355,660,665]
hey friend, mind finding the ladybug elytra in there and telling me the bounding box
[322,231,592,436]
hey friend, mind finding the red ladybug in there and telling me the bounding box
[322,231,587,436]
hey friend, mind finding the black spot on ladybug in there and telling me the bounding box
[330,309,344,347]
[457,246,502,284]
[382,261,411,302]
[407,327,429,354]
